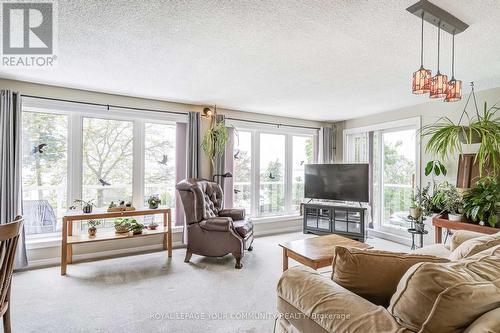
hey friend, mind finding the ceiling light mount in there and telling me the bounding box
[406,0,469,35]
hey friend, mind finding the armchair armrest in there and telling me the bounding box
[218,208,245,221]
[450,230,485,251]
[331,246,448,307]
[199,217,232,232]
[277,266,410,333]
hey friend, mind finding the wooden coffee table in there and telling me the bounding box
[279,234,372,272]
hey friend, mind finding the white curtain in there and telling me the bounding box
[318,126,336,163]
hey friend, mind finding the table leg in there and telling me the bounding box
[61,218,67,276]
[163,212,168,251]
[67,221,73,264]
[282,248,288,272]
[435,226,442,243]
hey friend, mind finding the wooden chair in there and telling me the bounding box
[0,216,23,333]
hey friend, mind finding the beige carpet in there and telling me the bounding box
[10,232,407,332]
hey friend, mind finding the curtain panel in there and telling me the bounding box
[0,90,28,269]
[187,112,201,178]
[318,126,336,163]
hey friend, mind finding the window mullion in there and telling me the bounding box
[68,113,82,204]
[133,119,144,208]
[251,131,260,217]
[284,134,293,214]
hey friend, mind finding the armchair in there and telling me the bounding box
[176,178,254,269]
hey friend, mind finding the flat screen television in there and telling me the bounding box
[304,164,369,202]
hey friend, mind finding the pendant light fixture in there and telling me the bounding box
[444,31,462,102]
[412,13,431,94]
[429,22,448,98]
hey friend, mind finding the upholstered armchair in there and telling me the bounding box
[176,178,254,269]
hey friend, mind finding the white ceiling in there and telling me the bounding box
[2,0,500,121]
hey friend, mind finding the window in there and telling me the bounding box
[82,118,134,208]
[259,133,285,215]
[230,121,318,218]
[344,118,420,239]
[233,131,252,213]
[21,98,186,237]
[22,111,68,235]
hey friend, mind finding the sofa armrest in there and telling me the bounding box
[331,246,449,307]
[218,208,245,221]
[277,266,410,333]
[450,230,486,251]
[199,217,232,232]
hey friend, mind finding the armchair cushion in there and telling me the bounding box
[450,230,486,251]
[232,219,253,238]
[331,246,448,307]
[199,217,232,232]
[449,231,500,260]
[218,208,245,221]
[277,266,410,333]
[388,245,500,333]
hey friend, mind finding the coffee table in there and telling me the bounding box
[279,234,372,272]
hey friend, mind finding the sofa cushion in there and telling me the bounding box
[450,230,487,251]
[232,219,253,238]
[449,231,500,260]
[412,244,451,259]
[331,246,448,306]
[463,307,500,333]
[388,245,500,333]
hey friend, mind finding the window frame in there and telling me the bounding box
[21,97,187,240]
[228,120,318,219]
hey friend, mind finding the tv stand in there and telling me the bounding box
[302,202,367,242]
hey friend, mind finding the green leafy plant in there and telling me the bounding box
[421,102,500,176]
[129,219,145,235]
[201,121,229,167]
[430,181,463,215]
[87,219,101,228]
[424,160,447,177]
[462,176,500,227]
[114,217,132,233]
[147,195,161,209]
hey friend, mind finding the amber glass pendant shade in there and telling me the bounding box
[444,79,462,102]
[412,67,432,94]
[430,73,448,98]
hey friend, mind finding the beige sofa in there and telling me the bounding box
[276,231,500,333]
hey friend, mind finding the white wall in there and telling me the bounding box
[0,78,328,265]
[340,86,500,245]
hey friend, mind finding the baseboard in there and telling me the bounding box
[367,229,412,247]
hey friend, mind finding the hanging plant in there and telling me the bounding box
[201,110,229,167]
[420,83,500,176]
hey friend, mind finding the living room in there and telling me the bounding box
[0,1,499,332]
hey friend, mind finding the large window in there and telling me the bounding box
[231,122,317,218]
[21,98,185,237]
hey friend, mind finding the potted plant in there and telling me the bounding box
[114,218,131,234]
[87,219,101,237]
[129,219,145,235]
[462,176,500,228]
[201,113,229,167]
[409,190,422,219]
[147,195,161,209]
[421,92,500,176]
[432,182,463,221]
[73,199,95,213]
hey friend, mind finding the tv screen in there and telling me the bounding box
[304,164,369,202]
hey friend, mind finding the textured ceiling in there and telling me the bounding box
[2,0,500,121]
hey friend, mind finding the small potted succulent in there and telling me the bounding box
[73,199,95,213]
[114,218,131,234]
[129,219,145,235]
[87,219,101,237]
[147,195,161,209]
[409,189,422,219]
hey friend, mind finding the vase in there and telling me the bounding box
[82,205,93,214]
[409,207,422,219]
[448,213,463,222]
[88,227,97,237]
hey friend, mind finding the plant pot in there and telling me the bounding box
[448,213,463,222]
[409,207,422,219]
[414,223,425,233]
[132,230,143,235]
[148,223,158,230]
[458,127,482,144]
[114,225,129,234]
[88,227,97,237]
[148,204,159,209]
[82,205,93,214]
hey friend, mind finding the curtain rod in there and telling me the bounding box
[225,117,320,130]
[21,94,189,116]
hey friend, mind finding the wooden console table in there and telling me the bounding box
[61,208,171,275]
[432,216,498,243]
